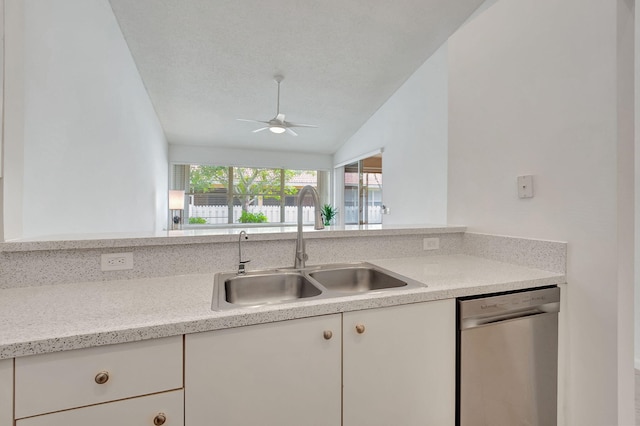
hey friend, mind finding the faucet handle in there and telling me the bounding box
[237,260,250,275]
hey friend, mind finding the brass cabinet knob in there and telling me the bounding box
[323,330,333,340]
[355,324,365,334]
[153,413,167,425]
[94,371,109,385]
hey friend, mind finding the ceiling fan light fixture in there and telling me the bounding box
[237,76,318,136]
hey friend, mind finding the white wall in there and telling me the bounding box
[3,0,24,241]
[170,144,333,171]
[448,0,634,424]
[0,0,5,243]
[635,0,640,374]
[3,0,168,240]
[617,1,635,421]
[333,44,448,225]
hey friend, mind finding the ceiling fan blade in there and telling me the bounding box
[285,122,318,128]
[239,76,317,135]
[237,118,270,124]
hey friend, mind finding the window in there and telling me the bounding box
[172,164,329,225]
[343,154,382,225]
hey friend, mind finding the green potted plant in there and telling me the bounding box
[238,211,268,223]
[189,217,207,224]
[320,204,338,226]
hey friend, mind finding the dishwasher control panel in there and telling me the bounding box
[458,286,560,329]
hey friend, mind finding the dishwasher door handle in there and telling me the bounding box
[460,307,555,329]
[458,286,561,331]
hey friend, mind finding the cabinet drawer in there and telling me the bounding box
[16,389,183,426]
[15,336,183,418]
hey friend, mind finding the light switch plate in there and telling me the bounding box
[517,175,534,198]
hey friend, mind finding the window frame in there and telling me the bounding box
[170,163,330,227]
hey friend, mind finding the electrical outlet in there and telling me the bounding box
[101,253,134,271]
[423,238,440,251]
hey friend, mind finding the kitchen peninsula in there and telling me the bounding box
[0,226,567,425]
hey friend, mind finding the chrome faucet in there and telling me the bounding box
[237,230,250,274]
[294,185,325,269]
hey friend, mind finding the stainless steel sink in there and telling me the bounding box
[309,266,408,293]
[212,262,426,311]
[213,271,323,310]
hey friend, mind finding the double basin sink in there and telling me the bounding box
[212,262,426,311]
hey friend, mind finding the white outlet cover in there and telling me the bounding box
[101,253,134,271]
[423,238,440,250]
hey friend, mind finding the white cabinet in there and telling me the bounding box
[14,336,183,424]
[0,359,12,426]
[343,300,456,426]
[9,301,456,426]
[185,314,342,426]
[16,390,183,426]
[558,282,568,426]
[185,300,456,426]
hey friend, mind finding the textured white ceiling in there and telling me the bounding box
[108,0,484,155]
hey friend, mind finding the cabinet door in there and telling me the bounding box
[185,314,341,426]
[16,390,183,426]
[0,359,12,426]
[343,300,456,426]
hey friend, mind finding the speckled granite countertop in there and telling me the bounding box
[0,254,565,360]
[1,224,465,252]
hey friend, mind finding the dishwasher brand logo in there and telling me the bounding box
[480,303,498,309]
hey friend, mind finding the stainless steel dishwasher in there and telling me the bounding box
[457,286,561,426]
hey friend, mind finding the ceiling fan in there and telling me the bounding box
[237,75,318,136]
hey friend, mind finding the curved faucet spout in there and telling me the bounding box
[295,185,325,269]
[237,230,250,274]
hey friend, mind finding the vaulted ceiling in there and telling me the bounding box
[108,0,485,154]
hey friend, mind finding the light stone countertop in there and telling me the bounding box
[0,254,565,360]
[0,224,465,252]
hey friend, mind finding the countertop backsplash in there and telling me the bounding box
[0,226,566,289]
[463,232,567,274]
